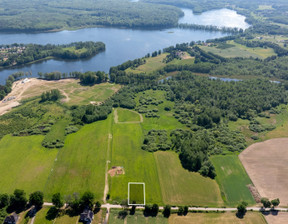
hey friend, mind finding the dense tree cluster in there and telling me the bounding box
[79,71,107,85]
[0,42,105,68]
[167,73,287,125]
[41,89,61,102]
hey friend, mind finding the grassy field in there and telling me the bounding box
[168,212,266,224]
[110,123,162,204]
[129,183,145,204]
[109,210,168,224]
[201,40,276,59]
[155,151,223,206]
[0,135,57,195]
[34,207,53,224]
[117,108,141,122]
[210,155,255,206]
[44,115,112,200]
[126,54,168,74]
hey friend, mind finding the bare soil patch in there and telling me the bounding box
[239,138,288,206]
[108,166,125,177]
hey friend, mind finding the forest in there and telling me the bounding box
[0,0,183,32]
[0,41,105,68]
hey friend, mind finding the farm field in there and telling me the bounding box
[239,138,288,206]
[168,212,266,224]
[109,210,168,224]
[201,40,276,58]
[263,212,288,224]
[155,151,223,206]
[44,115,112,200]
[210,155,255,206]
[109,122,162,204]
[0,135,57,195]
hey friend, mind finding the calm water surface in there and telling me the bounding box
[0,8,249,84]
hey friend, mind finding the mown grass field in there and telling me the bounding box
[129,183,145,204]
[117,108,141,122]
[44,115,112,200]
[155,151,223,206]
[0,135,58,195]
[210,155,255,206]
[110,123,162,204]
[109,210,168,224]
[201,40,276,59]
[168,212,266,224]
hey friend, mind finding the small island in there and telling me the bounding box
[0,41,105,69]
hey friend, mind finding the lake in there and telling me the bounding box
[0,8,249,84]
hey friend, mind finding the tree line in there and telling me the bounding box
[0,41,105,68]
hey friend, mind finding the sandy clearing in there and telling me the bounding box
[263,212,288,224]
[239,138,288,206]
[0,78,72,115]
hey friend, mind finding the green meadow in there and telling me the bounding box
[201,40,276,59]
[117,108,141,122]
[155,151,223,206]
[0,135,57,195]
[109,123,162,204]
[210,155,255,206]
[44,115,112,200]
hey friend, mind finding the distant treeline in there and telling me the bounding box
[0,42,105,68]
[178,23,244,34]
[0,0,183,32]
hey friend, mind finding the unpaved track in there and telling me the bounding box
[103,133,112,203]
[113,108,143,124]
[239,138,288,206]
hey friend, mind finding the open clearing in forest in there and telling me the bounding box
[0,135,57,195]
[0,78,121,115]
[125,53,168,74]
[168,212,266,224]
[201,40,276,59]
[239,138,288,206]
[155,151,223,206]
[211,155,255,206]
